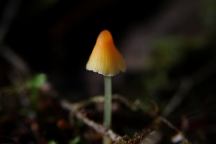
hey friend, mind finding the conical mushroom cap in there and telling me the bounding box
[86,30,126,76]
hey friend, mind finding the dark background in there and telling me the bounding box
[2,0,168,95]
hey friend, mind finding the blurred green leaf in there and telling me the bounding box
[27,73,47,89]
[202,0,216,32]
[145,71,168,93]
[48,140,58,144]
[69,136,80,144]
[152,36,205,70]
[26,73,47,109]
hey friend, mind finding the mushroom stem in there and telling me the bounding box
[103,76,112,144]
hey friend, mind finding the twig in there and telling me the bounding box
[86,94,155,113]
[0,0,29,74]
[103,96,187,143]
[158,116,190,143]
[61,95,192,143]
[158,116,179,132]
[163,56,216,117]
[0,0,21,42]
[1,46,29,74]
[140,130,162,144]
[162,79,192,117]
[61,100,122,142]
[61,97,191,144]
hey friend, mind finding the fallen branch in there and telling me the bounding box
[61,100,122,142]
[162,79,192,117]
[61,96,190,144]
[163,56,216,117]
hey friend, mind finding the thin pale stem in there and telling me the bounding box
[103,76,112,144]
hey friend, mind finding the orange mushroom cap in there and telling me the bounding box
[86,30,126,76]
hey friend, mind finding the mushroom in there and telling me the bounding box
[86,30,126,76]
[86,30,126,143]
